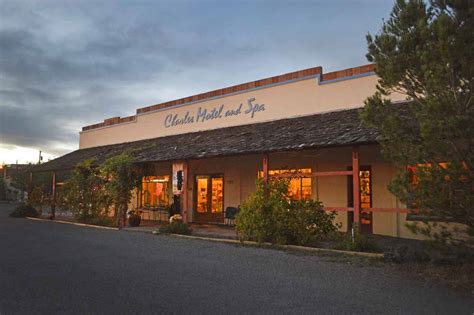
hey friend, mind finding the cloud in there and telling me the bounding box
[0,0,394,162]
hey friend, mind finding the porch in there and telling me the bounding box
[31,106,414,238]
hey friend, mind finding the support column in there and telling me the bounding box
[182,161,189,223]
[28,171,33,195]
[262,153,269,184]
[262,153,269,198]
[352,146,360,226]
[51,171,56,220]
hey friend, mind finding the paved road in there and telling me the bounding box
[0,203,472,314]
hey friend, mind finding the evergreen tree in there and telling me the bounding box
[362,0,474,242]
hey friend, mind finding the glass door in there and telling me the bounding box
[194,175,224,223]
[347,166,373,234]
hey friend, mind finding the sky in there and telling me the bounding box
[0,0,395,164]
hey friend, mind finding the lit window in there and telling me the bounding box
[141,176,170,208]
[258,168,312,200]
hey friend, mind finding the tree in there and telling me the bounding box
[362,0,474,242]
[0,178,6,200]
[100,152,139,228]
[62,159,111,223]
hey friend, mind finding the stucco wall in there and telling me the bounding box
[79,74,406,149]
[128,145,425,239]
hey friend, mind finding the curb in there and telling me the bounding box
[25,217,119,231]
[167,233,384,258]
[25,217,383,258]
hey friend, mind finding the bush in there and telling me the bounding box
[333,232,381,253]
[236,179,340,246]
[62,159,111,223]
[9,203,39,218]
[79,215,115,227]
[158,221,191,235]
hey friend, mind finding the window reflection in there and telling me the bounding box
[258,168,312,200]
[141,176,170,208]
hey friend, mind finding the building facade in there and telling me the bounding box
[37,64,429,239]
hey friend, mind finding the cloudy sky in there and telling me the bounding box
[0,0,394,164]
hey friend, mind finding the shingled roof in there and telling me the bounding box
[34,107,381,172]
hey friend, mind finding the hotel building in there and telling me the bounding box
[35,64,426,238]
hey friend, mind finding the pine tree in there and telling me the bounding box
[362,0,474,242]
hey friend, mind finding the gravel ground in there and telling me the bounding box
[0,203,472,315]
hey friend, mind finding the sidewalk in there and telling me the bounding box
[123,222,238,240]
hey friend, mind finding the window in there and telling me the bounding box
[141,176,170,208]
[258,168,312,200]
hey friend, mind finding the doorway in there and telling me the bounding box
[194,175,224,223]
[347,166,373,234]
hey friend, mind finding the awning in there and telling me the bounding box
[32,107,387,172]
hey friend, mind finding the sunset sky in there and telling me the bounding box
[0,0,395,164]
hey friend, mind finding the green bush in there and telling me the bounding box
[333,233,381,253]
[158,221,191,235]
[9,203,39,218]
[236,179,340,246]
[79,215,115,227]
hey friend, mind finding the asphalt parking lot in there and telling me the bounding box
[0,203,472,314]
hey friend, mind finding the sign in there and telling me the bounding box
[172,162,185,194]
[164,97,266,128]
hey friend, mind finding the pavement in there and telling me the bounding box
[0,203,473,314]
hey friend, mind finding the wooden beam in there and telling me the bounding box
[51,171,56,219]
[262,153,269,199]
[323,207,354,212]
[262,153,269,184]
[368,207,410,213]
[182,160,189,223]
[271,170,353,178]
[352,146,360,225]
[323,207,411,213]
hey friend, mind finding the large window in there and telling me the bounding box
[258,168,312,200]
[141,176,170,208]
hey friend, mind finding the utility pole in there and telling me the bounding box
[38,151,43,164]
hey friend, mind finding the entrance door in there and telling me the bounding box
[347,166,373,234]
[194,175,224,223]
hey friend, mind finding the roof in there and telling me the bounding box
[82,64,376,131]
[34,107,381,172]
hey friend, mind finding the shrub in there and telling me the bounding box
[79,215,115,227]
[333,232,381,253]
[62,159,111,223]
[9,203,39,218]
[236,179,340,245]
[158,221,191,235]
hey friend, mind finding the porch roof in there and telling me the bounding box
[33,107,383,172]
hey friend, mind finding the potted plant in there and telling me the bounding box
[127,210,142,227]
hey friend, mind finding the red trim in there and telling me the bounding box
[323,207,353,212]
[352,146,360,224]
[323,207,411,213]
[271,170,352,178]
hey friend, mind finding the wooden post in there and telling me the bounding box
[182,160,189,223]
[51,171,56,219]
[28,171,33,195]
[263,153,269,184]
[263,153,269,198]
[352,146,360,227]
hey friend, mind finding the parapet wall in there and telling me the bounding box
[79,64,404,149]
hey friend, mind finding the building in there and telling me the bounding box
[1,164,32,202]
[35,64,426,239]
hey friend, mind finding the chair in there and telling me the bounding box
[224,207,238,226]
